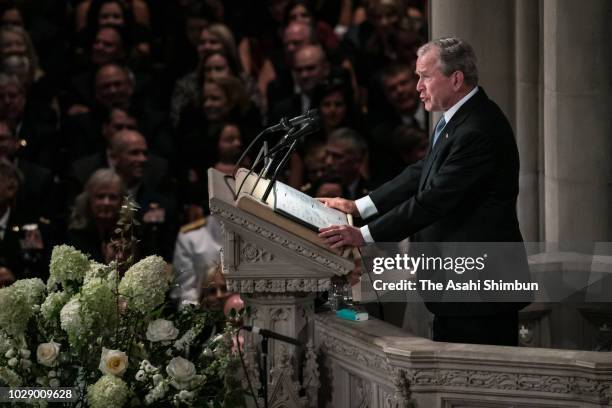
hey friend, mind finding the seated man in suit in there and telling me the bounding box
[0,73,59,171]
[368,64,427,186]
[0,158,51,281]
[268,44,329,124]
[109,129,177,261]
[0,119,58,226]
[324,127,370,200]
[62,63,173,164]
[319,37,528,346]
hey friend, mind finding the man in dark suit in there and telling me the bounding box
[319,37,527,346]
[324,128,370,201]
[109,129,177,261]
[0,159,51,282]
[0,73,59,171]
[268,44,330,125]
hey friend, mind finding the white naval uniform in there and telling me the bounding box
[171,216,222,305]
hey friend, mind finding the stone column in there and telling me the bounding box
[430,0,516,126]
[515,0,541,241]
[542,0,612,242]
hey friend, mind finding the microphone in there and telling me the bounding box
[267,112,321,156]
[266,109,320,132]
[242,326,302,346]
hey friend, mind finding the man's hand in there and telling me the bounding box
[317,197,359,217]
[319,224,365,249]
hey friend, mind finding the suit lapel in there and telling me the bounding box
[418,87,487,191]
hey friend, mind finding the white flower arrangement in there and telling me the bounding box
[0,243,248,407]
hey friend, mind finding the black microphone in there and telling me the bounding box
[242,326,302,346]
[267,112,321,156]
[266,109,319,132]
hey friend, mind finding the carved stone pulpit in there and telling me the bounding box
[208,168,353,407]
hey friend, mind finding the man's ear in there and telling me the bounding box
[452,71,464,91]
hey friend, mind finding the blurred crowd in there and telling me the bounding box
[0,0,429,302]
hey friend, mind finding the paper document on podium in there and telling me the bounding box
[271,181,349,231]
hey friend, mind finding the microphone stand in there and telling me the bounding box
[245,327,301,408]
[261,336,269,408]
[261,138,298,203]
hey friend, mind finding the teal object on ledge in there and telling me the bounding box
[336,308,369,321]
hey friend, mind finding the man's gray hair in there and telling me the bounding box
[418,37,478,87]
[328,127,368,159]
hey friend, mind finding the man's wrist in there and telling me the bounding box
[355,196,378,219]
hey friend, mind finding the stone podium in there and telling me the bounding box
[208,168,612,408]
[208,168,353,407]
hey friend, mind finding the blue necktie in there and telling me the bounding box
[432,116,447,147]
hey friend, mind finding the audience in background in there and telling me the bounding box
[0,0,428,296]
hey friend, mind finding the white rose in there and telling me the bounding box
[49,378,60,388]
[8,358,18,367]
[98,348,128,377]
[20,349,31,359]
[37,342,61,367]
[21,359,32,369]
[5,349,15,358]
[146,319,179,342]
[166,357,196,389]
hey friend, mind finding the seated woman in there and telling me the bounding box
[179,121,247,222]
[66,168,125,263]
[172,24,263,122]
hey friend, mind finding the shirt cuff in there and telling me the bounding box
[360,225,375,243]
[355,195,378,219]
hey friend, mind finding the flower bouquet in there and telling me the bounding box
[0,202,250,407]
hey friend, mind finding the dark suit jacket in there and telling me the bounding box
[366,88,528,316]
[0,208,52,280]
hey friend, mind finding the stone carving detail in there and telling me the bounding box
[239,347,263,406]
[318,329,612,401]
[318,330,390,373]
[351,373,371,408]
[391,369,414,407]
[302,344,320,408]
[240,241,275,263]
[268,350,308,408]
[270,306,290,324]
[226,278,329,294]
[210,203,352,275]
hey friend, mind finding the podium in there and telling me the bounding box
[208,168,353,407]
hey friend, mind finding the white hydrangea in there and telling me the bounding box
[0,286,32,337]
[83,261,113,285]
[87,374,129,408]
[118,256,169,315]
[0,367,22,387]
[49,245,90,293]
[11,278,46,309]
[59,297,85,347]
[40,291,70,324]
[80,278,118,333]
